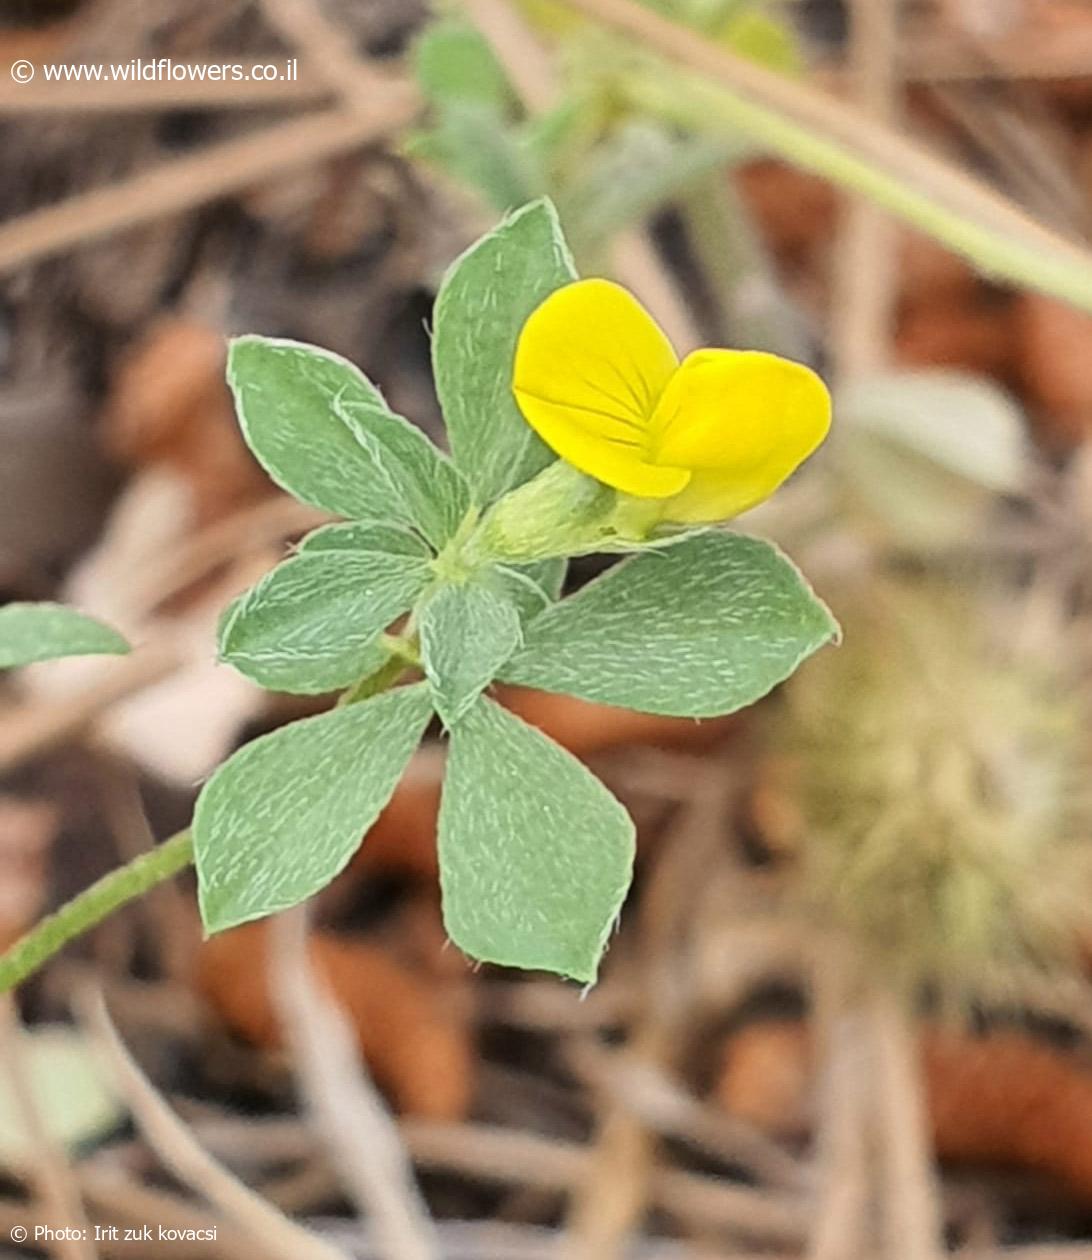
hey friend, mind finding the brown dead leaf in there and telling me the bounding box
[102,319,271,526]
[736,160,839,266]
[0,797,60,951]
[1013,293,1092,449]
[717,1018,1092,1202]
[896,300,1014,379]
[199,922,473,1120]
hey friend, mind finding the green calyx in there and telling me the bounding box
[472,459,671,562]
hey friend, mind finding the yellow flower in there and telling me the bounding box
[512,278,831,524]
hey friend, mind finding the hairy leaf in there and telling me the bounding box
[420,582,522,725]
[433,200,576,505]
[296,520,432,558]
[502,532,838,716]
[438,697,635,982]
[219,551,429,694]
[196,685,432,933]
[0,603,129,668]
[228,337,468,546]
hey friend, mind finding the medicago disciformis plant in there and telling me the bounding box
[0,199,837,986]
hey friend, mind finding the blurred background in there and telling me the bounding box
[6,0,1092,1256]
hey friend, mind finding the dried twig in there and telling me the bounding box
[807,948,873,1260]
[461,0,558,112]
[569,1041,807,1192]
[78,988,350,1260]
[0,94,417,273]
[832,0,900,384]
[269,907,439,1260]
[0,641,184,774]
[565,786,731,1257]
[79,1160,249,1259]
[0,496,324,774]
[190,1108,810,1247]
[895,25,1092,82]
[258,0,381,112]
[400,1119,809,1246]
[868,987,945,1260]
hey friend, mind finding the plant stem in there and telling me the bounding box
[574,0,1092,313]
[0,830,194,993]
[339,654,413,706]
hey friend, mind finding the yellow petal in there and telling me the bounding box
[513,278,688,498]
[651,349,831,522]
[660,468,790,523]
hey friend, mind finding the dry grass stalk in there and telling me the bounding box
[832,0,900,384]
[78,988,350,1260]
[268,907,440,1260]
[0,95,418,273]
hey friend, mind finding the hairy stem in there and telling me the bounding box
[586,0,1092,313]
[0,830,194,993]
[0,636,421,992]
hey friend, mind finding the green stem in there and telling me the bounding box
[616,55,1092,314]
[339,652,413,706]
[0,830,194,993]
[0,639,424,992]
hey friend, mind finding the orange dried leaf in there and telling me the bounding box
[102,319,271,524]
[1013,294,1092,449]
[198,922,473,1120]
[496,686,737,758]
[717,1018,1092,1201]
[895,302,1014,379]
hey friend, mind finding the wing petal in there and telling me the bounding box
[652,349,830,521]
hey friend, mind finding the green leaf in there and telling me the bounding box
[219,552,429,695]
[416,102,547,216]
[489,557,565,622]
[415,18,515,113]
[433,199,577,506]
[0,603,129,669]
[438,697,635,982]
[419,582,522,726]
[559,122,747,260]
[196,685,432,933]
[838,369,1027,493]
[493,566,551,624]
[0,1026,121,1162]
[519,556,567,602]
[501,532,838,717]
[228,337,469,547]
[296,520,432,558]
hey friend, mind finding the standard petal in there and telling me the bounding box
[513,278,687,497]
[651,349,830,521]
